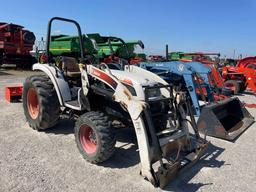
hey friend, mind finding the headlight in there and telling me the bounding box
[146,88,161,100]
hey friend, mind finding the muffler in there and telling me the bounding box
[197,97,254,140]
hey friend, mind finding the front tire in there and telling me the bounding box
[75,111,116,164]
[23,75,60,130]
[224,80,241,94]
[221,87,233,96]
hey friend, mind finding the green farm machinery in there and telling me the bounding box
[48,33,145,64]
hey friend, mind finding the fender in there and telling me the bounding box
[33,63,71,106]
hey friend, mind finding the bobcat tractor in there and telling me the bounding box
[22,17,208,188]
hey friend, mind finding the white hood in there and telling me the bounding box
[110,69,157,87]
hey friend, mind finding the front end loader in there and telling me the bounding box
[22,17,208,188]
[140,61,254,141]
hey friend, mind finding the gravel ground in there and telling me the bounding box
[0,69,256,192]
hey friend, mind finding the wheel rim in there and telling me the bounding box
[27,88,39,119]
[79,125,97,154]
[225,83,236,91]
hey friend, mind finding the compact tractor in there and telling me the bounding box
[222,56,256,94]
[0,22,36,67]
[22,17,208,188]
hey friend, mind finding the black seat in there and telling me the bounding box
[61,56,81,77]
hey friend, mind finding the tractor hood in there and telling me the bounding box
[110,69,158,87]
[110,69,161,100]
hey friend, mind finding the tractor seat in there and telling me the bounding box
[61,56,81,77]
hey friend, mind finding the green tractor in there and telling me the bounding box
[168,51,217,63]
[168,51,195,61]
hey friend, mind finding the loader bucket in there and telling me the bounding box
[197,97,254,141]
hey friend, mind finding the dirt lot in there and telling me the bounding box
[0,68,256,192]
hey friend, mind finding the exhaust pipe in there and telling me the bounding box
[165,44,169,61]
[197,97,254,141]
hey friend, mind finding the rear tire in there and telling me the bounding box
[224,80,241,94]
[221,88,233,96]
[23,31,36,44]
[0,50,3,66]
[75,111,116,164]
[23,75,60,130]
[239,82,247,93]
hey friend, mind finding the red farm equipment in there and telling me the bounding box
[148,55,166,62]
[5,85,23,102]
[0,22,36,67]
[222,56,256,94]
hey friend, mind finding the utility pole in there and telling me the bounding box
[233,49,236,59]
